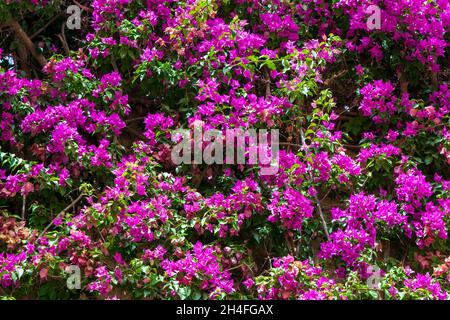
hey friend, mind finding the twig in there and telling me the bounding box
[73,0,93,12]
[323,69,348,86]
[57,23,70,55]
[265,69,271,98]
[38,193,84,238]
[299,118,331,241]
[320,188,332,202]
[312,192,330,241]
[97,228,106,243]
[128,96,160,106]
[21,195,26,221]
[0,26,13,33]
[125,117,146,124]
[30,13,63,39]
[111,56,119,73]
[277,142,302,148]
[343,144,361,149]
[124,127,147,141]
[194,166,209,188]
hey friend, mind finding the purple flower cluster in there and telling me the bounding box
[160,242,234,298]
[267,188,314,230]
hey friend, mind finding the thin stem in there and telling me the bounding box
[57,23,70,55]
[30,13,63,39]
[299,118,331,241]
[39,193,84,238]
[21,195,26,221]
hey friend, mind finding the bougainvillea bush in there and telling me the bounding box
[0,0,449,300]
